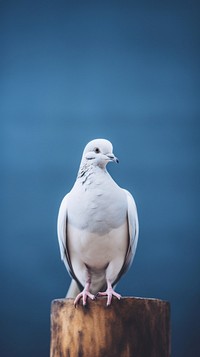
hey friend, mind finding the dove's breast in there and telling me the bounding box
[67,174,127,234]
[66,174,129,290]
[67,214,128,292]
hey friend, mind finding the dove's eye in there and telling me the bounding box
[94,147,100,153]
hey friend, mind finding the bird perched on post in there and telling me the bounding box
[57,138,139,306]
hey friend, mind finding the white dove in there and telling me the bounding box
[57,138,139,306]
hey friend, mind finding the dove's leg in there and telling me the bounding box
[74,276,95,307]
[98,279,121,306]
[98,258,123,305]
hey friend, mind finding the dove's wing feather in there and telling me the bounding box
[57,194,69,261]
[123,189,139,272]
[66,279,81,298]
[113,189,139,285]
[57,194,83,288]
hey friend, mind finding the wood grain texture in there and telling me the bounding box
[50,297,170,357]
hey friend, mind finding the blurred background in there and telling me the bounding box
[1,1,199,356]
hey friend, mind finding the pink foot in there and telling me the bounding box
[98,280,121,306]
[74,282,95,306]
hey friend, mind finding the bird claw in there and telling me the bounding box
[74,290,95,307]
[98,288,121,306]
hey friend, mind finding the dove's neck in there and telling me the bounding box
[77,162,108,184]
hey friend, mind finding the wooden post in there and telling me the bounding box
[50,297,170,357]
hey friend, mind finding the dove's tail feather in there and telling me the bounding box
[66,279,81,298]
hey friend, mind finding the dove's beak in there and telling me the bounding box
[107,154,119,163]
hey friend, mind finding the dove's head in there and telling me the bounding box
[81,139,119,169]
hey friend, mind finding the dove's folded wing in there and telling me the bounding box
[57,194,80,285]
[124,189,139,271]
[114,189,139,285]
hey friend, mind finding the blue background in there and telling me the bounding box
[1,1,199,356]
